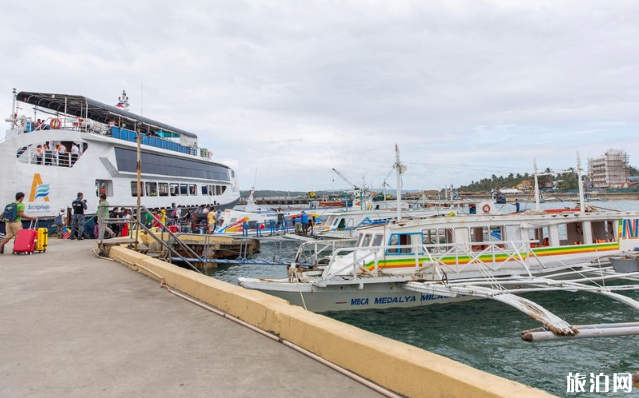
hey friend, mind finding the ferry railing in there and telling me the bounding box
[16,145,81,167]
[293,239,358,267]
[317,240,537,283]
[318,244,418,282]
[419,240,534,275]
[96,205,203,274]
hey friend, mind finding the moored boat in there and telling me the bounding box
[239,149,639,340]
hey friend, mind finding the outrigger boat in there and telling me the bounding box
[317,201,469,240]
[239,148,639,341]
[1,89,240,228]
[215,189,340,236]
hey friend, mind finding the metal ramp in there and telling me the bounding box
[404,267,639,342]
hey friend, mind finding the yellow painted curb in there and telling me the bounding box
[110,246,556,398]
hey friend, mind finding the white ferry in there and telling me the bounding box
[1,89,240,225]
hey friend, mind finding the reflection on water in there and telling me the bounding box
[209,200,639,397]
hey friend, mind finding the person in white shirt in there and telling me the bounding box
[71,143,80,166]
[51,143,58,165]
[56,143,68,166]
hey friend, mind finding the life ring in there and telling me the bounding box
[50,118,61,129]
[482,204,491,213]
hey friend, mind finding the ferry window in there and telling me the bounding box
[170,183,179,196]
[114,148,231,181]
[470,227,483,243]
[216,185,222,195]
[231,170,235,178]
[159,183,169,197]
[387,234,413,254]
[422,229,437,245]
[372,235,383,247]
[202,185,209,195]
[361,234,372,247]
[189,184,197,196]
[488,226,502,241]
[95,180,113,197]
[438,228,453,244]
[145,182,157,197]
[179,184,188,195]
[221,186,227,194]
[131,181,143,197]
[529,227,549,247]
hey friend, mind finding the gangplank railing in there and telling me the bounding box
[96,204,204,274]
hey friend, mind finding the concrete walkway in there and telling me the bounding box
[0,239,382,398]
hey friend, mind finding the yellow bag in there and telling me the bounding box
[36,228,48,252]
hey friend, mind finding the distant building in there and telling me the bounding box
[588,149,630,188]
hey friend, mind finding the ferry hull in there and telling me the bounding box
[237,278,471,312]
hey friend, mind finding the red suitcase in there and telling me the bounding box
[13,228,38,255]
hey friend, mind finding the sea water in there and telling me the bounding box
[209,200,639,397]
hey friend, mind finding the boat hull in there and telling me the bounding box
[237,277,472,312]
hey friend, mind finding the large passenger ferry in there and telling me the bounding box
[1,89,240,224]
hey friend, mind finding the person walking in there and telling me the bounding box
[207,207,217,234]
[515,199,520,213]
[97,193,114,239]
[54,208,66,238]
[0,192,35,254]
[70,192,87,240]
[121,209,131,237]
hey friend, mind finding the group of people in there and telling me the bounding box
[34,141,81,166]
[141,204,221,234]
[246,208,315,236]
[32,119,54,130]
[0,191,224,252]
[67,193,132,240]
[293,210,315,236]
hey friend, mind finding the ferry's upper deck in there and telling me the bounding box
[9,91,211,158]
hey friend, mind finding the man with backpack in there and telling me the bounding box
[70,192,87,240]
[0,192,35,254]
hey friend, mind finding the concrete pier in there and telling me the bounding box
[0,239,382,398]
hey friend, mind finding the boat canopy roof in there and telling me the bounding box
[17,91,197,139]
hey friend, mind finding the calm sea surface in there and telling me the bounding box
[209,200,639,397]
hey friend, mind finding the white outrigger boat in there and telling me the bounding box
[239,148,639,341]
[1,89,240,228]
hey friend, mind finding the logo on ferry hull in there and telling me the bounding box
[29,173,50,202]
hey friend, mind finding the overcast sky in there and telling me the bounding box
[2,0,637,191]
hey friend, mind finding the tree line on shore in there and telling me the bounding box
[458,165,639,193]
